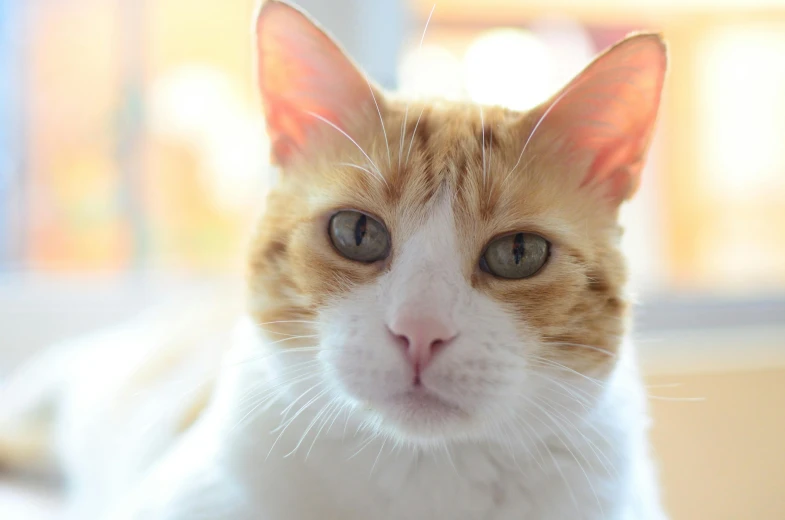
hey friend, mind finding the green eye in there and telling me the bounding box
[481,232,550,279]
[328,211,390,263]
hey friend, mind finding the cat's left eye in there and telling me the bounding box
[328,210,390,263]
[481,233,550,279]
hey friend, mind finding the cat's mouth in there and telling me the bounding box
[372,387,469,437]
[394,387,459,411]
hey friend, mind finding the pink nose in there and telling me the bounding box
[388,314,457,382]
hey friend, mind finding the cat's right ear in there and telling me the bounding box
[255,1,380,165]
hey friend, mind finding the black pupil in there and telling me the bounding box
[354,215,368,246]
[512,233,525,264]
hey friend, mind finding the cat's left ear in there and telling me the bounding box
[527,33,667,205]
[255,0,382,165]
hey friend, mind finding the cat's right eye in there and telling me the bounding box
[328,210,390,263]
[481,232,550,279]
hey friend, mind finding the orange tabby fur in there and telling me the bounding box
[246,4,665,398]
[248,76,661,383]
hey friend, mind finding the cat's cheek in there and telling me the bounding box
[281,221,386,308]
[316,294,411,405]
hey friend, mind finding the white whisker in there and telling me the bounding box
[232,373,320,432]
[370,436,388,475]
[403,4,435,168]
[306,398,344,459]
[327,401,352,437]
[343,404,356,438]
[527,356,606,388]
[522,398,601,514]
[419,5,436,48]
[228,346,321,368]
[492,421,528,472]
[517,408,580,509]
[236,360,320,399]
[405,106,426,167]
[530,371,598,405]
[304,110,387,186]
[537,396,617,478]
[366,81,391,169]
[546,341,617,358]
[267,385,329,459]
[505,81,579,184]
[288,394,339,458]
[647,395,705,402]
[506,415,547,469]
[337,161,383,180]
[231,360,324,430]
[486,124,494,204]
[440,443,458,475]
[398,106,408,170]
[350,432,380,460]
[258,329,317,338]
[279,380,325,420]
[267,335,318,345]
[254,319,319,326]
[480,105,486,187]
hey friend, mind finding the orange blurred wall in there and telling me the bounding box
[648,367,785,520]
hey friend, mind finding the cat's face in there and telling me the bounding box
[248,1,666,446]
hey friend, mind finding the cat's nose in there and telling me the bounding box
[387,315,458,382]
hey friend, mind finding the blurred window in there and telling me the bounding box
[2,0,785,305]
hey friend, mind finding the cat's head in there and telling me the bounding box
[248,0,666,446]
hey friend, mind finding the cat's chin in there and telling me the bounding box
[368,387,474,441]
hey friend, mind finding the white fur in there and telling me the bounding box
[6,198,666,519]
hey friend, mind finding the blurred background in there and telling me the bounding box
[0,0,784,518]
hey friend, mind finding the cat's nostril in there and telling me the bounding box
[386,327,410,350]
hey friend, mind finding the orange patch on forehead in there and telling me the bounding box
[250,100,627,377]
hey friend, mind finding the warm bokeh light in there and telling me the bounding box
[463,29,553,110]
[528,16,595,87]
[698,25,785,196]
[694,24,785,290]
[400,21,596,111]
[398,44,464,100]
[2,0,785,291]
[150,66,268,212]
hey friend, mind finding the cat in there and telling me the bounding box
[0,1,669,518]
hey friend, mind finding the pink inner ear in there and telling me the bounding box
[256,2,376,165]
[539,34,667,203]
